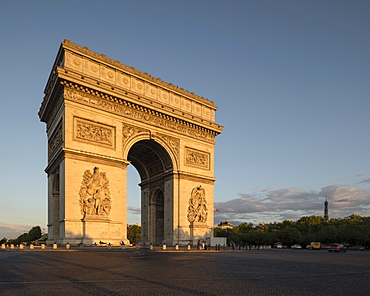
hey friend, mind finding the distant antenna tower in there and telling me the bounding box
[324,198,329,222]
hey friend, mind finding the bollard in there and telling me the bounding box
[187,244,191,250]
[1,244,5,249]
[66,243,70,250]
[10,244,14,249]
[162,244,167,250]
[30,244,34,249]
[175,244,179,250]
[41,244,45,249]
[120,241,126,249]
[53,244,58,249]
[19,244,24,250]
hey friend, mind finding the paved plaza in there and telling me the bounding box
[1,248,369,295]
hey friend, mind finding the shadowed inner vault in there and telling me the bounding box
[128,140,173,244]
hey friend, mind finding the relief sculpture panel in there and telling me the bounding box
[79,167,112,219]
[187,186,208,223]
[74,117,115,148]
[185,147,210,170]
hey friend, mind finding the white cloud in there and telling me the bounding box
[358,178,370,184]
[0,222,36,240]
[128,206,141,215]
[214,184,370,225]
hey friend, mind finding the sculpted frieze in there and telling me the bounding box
[64,87,215,143]
[74,117,115,147]
[185,147,210,170]
[187,186,208,223]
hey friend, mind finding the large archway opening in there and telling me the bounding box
[127,139,174,245]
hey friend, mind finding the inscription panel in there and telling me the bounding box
[74,117,116,148]
[185,147,210,170]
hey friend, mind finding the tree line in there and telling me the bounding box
[214,215,370,248]
[3,215,369,247]
[0,226,43,245]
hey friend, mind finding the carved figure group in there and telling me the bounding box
[187,185,208,223]
[79,167,112,218]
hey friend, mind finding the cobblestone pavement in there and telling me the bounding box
[1,248,370,295]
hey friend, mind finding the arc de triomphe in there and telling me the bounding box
[39,40,223,246]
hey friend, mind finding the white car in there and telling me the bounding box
[291,244,302,249]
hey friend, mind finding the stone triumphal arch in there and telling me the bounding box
[39,40,223,246]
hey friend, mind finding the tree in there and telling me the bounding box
[235,222,254,233]
[28,226,42,242]
[127,224,141,244]
[277,227,302,245]
[297,216,325,233]
[6,226,42,245]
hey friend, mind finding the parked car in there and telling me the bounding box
[348,245,365,251]
[327,243,346,252]
[291,244,302,249]
[274,242,283,248]
[309,242,321,250]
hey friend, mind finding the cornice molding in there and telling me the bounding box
[63,147,130,167]
[62,82,221,143]
[175,170,216,183]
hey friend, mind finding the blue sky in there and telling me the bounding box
[1,0,370,238]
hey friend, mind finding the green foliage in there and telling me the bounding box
[277,227,302,244]
[127,224,141,244]
[0,237,7,244]
[6,226,42,245]
[297,216,325,233]
[214,215,370,247]
[28,226,42,241]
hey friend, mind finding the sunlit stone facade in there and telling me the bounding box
[39,40,223,246]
